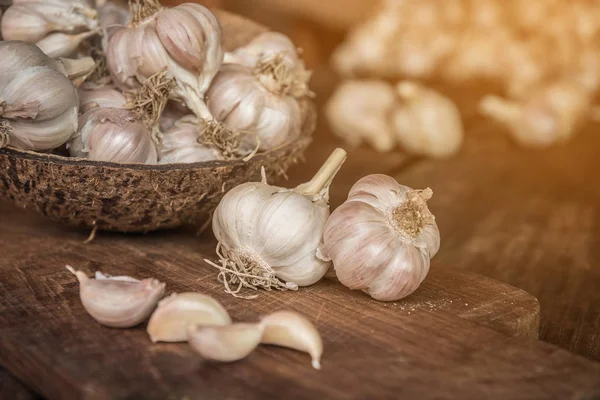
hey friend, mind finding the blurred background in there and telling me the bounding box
[164,0,600,362]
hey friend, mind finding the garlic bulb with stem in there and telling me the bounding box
[106,0,223,120]
[206,148,347,298]
[224,31,299,69]
[325,79,396,152]
[1,65,79,150]
[260,310,323,370]
[66,265,166,328]
[321,175,440,301]
[158,115,223,164]
[206,55,311,152]
[188,323,264,363]
[479,79,592,147]
[392,81,463,158]
[147,292,231,343]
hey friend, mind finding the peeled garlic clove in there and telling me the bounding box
[322,175,440,301]
[36,30,98,58]
[66,266,165,328]
[392,81,463,158]
[325,80,396,152]
[260,310,323,370]
[187,323,263,363]
[147,292,231,343]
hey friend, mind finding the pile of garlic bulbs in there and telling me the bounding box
[0,0,313,164]
[329,0,600,150]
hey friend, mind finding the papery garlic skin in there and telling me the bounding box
[106,2,223,120]
[68,107,158,164]
[78,87,127,113]
[206,63,302,151]
[0,65,79,150]
[392,81,463,158]
[226,32,299,69]
[479,80,591,147]
[260,310,323,370]
[322,175,440,302]
[147,292,231,343]
[325,80,396,152]
[158,116,223,164]
[66,266,166,328]
[188,323,264,362]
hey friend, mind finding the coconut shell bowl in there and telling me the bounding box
[0,11,315,233]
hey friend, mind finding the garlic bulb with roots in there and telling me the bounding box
[325,79,396,152]
[69,107,158,163]
[392,81,463,158]
[66,266,166,328]
[158,115,223,164]
[106,0,223,120]
[0,66,79,150]
[225,31,299,69]
[479,80,592,148]
[206,57,311,152]
[78,86,127,113]
[207,148,347,297]
[321,175,440,301]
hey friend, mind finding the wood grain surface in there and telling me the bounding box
[2,202,600,399]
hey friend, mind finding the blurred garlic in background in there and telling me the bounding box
[392,81,463,158]
[325,80,396,152]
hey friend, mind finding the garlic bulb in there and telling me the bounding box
[321,175,440,301]
[98,0,130,28]
[188,323,264,362]
[479,80,591,147]
[106,1,223,120]
[225,32,299,69]
[325,80,396,152]
[147,292,231,343]
[207,148,347,297]
[78,86,127,113]
[1,65,79,150]
[260,310,323,369]
[66,266,166,328]
[68,107,158,163]
[206,60,309,151]
[392,81,463,158]
[158,115,223,164]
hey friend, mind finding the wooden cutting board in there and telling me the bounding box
[1,202,600,399]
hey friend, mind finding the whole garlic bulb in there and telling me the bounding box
[0,65,79,150]
[479,80,591,147]
[392,81,463,158]
[206,60,308,152]
[321,175,440,301]
[158,115,223,164]
[68,107,158,163]
[225,32,299,69]
[325,79,396,152]
[78,86,127,113]
[208,148,347,297]
[106,1,223,120]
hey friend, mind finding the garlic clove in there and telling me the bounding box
[66,266,166,328]
[187,323,264,363]
[260,310,323,370]
[36,30,98,58]
[0,5,57,43]
[147,292,232,343]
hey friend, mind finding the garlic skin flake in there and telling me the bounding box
[188,323,264,363]
[66,266,166,328]
[322,175,440,302]
[392,81,464,158]
[325,79,396,152]
[208,149,347,296]
[147,292,231,343]
[260,310,323,370]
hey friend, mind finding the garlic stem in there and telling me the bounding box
[295,148,347,199]
[130,0,163,25]
[479,95,520,124]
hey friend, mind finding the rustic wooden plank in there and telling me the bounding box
[1,204,599,399]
